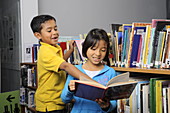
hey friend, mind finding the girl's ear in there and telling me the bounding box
[34,32,42,40]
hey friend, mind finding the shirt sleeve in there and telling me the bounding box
[107,100,117,112]
[61,75,75,103]
[40,47,65,72]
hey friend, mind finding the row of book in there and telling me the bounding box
[23,36,82,63]
[109,19,170,69]
[23,19,170,69]
[20,87,35,108]
[117,78,170,113]
[21,65,37,87]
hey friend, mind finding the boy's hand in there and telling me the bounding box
[63,40,75,61]
[95,98,110,111]
[68,80,76,91]
[69,40,75,51]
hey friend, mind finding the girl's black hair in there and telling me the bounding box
[82,28,110,66]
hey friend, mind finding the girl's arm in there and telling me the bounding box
[61,75,75,103]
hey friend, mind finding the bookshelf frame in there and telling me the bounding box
[112,67,170,75]
[20,62,37,113]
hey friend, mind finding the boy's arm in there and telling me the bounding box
[63,40,75,61]
[60,62,94,81]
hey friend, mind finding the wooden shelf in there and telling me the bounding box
[20,62,37,65]
[27,107,37,113]
[112,67,170,75]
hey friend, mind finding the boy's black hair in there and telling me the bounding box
[30,14,56,33]
[82,28,110,66]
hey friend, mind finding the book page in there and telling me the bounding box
[79,75,94,82]
[106,72,129,86]
[75,80,105,89]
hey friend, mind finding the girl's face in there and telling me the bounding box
[35,19,59,46]
[86,40,107,65]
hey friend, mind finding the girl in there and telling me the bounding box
[61,28,117,113]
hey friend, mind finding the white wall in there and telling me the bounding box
[20,0,39,62]
[38,0,166,36]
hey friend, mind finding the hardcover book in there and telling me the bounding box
[150,20,170,68]
[74,72,137,101]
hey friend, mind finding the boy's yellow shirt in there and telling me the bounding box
[35,42,66,112]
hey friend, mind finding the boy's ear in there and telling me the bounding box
[34,32,42,40]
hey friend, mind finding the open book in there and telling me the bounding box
[74,72,137,101]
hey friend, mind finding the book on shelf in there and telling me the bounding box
[20,87,28,105]
[129,80,149,113]
[58,42,67,56]
[126,22,151,68]
[21,65,37,87]
[137,81,150,113]
[141,25,151,68]
[150,20,170,68]
[129,25,150,67]
[167,88,170,113]
[161,28,170,68]
[154,31,166,68]
[142,84,150,113]
[162,86,170,113]
[74,72,138,101]
[74,39,85,62]
[32,44,40,63]
[121,24,132,67]
[110,23,123,66]
[24,43,33,63]
[155,80,170,113]
[28,90,35,108]
[149,78,170,113]
[117,80,149,113]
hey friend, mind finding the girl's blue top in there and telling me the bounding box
[61,64,117,113]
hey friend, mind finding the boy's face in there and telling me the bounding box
[34,19,59,46]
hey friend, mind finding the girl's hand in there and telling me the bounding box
[95,98,110,111]
[68,80,76,91]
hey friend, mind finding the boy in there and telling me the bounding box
[30,14,94,113]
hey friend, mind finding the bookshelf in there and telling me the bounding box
[112,67,170,75]
[20,63,37,113]
[112,66,170,113]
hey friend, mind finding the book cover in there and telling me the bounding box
[24,43,33,63]
[162,28,170,68]
[137,81,149,113]
[142,84,150,113]
[156,80,170,113]
[167,88,170,113]
[58,42,67,56]
[150,78,162,113]
[110,24,122,66]
[74,72,137,101]
[74,39,85,62]
[32,44,40,63]
[150,78,170,113]
[130,26,147,67]
[126,22,151,67]
[121,24,132,67]
[162,87,168,113]
[150,20,170,68]
[142,25,151,68]
[154,31,166,68]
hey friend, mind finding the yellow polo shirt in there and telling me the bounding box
[35,42,66,112]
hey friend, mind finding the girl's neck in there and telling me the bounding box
[82,61,104,71]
